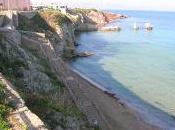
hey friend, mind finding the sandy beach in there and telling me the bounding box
[67,67,161,130]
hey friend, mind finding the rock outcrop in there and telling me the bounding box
[68,9,127,31]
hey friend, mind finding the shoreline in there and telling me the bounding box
[67,65,161,130]
[70,10,175,130]
[70,66,175,130]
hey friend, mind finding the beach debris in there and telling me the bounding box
[144,22,153,30]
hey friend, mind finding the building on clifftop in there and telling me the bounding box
[0,0,31,11]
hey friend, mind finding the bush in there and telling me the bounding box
[0,83,11,130]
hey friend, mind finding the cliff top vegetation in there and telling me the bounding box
[72,8,98,14]
[18,10,72,32]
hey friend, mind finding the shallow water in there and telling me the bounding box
[70,10,175,129]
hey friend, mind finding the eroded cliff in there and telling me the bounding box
[0,10,104,130]
[0,9,125,130]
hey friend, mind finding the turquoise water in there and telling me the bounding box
[70,10,175,129]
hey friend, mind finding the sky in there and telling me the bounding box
[31,0,175,11]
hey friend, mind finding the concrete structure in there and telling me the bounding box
[0,0,31,11]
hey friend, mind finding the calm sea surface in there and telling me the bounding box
[70,10,175,129]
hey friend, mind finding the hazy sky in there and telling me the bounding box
[31,0,175,11]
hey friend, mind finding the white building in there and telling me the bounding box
[60,6,68,14]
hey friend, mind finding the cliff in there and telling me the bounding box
[17,9,125,58]
[0,9,126,130]
[69,8,127,31]
[0,27,99,130]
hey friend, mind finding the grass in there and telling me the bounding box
[72,8,98,14]
[18,10,72,33]
[39,10,72,26]
[0,82,11,130]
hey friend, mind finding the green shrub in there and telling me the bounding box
[0,83,11,130]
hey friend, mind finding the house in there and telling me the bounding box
[60,6,68,14]
[0,0,31,11]
[50,3,59,10]
[48,3,68,14]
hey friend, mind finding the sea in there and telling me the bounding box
[69,10,175,129]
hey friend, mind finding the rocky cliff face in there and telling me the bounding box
[0,29,98,130]
[17,9,126,57]
[69,9,127,31]
[84,11,121,24]
[18,11,77,58]
[0,9,126,130]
